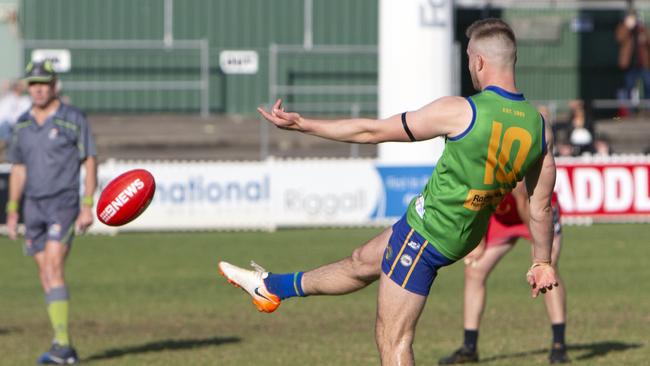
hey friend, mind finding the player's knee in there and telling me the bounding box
[464,265,487,283]
[351,247,380,280]
[43,261,64,283]
[376,328,414,353]
[375,316,413,347]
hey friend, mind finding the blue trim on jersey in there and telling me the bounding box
[484,85,525,101]
[448,97,477,141]
[541,115,547,155]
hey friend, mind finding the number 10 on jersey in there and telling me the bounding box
[483,121,532,185]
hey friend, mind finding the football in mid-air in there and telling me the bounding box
[97,169,156,226]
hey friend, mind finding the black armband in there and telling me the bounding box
[401,112,417,142]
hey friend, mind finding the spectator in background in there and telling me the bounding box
[616,4,650,111]
[0,80,31,142]
[567,100,594,155]
[552,127,573,157]
[593,133,612,156]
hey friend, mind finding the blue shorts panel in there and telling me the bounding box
[23,190,79,256]
[381,215,455,296]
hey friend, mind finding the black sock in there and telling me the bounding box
[551,323,566,346]
[463,329,479,350]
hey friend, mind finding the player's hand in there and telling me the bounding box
[75,206,94,234]
[6,212,19,240]
[257,99,304,131]
[526,262,559,298]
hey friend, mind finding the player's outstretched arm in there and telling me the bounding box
[257,97,472,144]
[524,120,559,298]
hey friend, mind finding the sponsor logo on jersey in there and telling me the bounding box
[400,254,413,267]
[407,241,420,250]
[99,178,146,222]
[464,188,508,211]
[48,128,58,140]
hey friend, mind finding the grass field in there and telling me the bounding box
[1,224,649,365]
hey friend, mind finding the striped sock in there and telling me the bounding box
[263,272,305,300]
[46,286,70,346]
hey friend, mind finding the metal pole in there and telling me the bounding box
[303,0,313,50]
[200,39,210,118]
[350,103,360,158]
[262,44,279,160]
[18,39,25,77]
[164,0,174,47]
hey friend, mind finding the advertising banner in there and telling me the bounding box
[5,157,648,233]
[372,165,433,220]
[93,160,272,232]
[271,159,383,226]
[555,158,650,222]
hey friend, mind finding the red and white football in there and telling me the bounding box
[97,169,156,226]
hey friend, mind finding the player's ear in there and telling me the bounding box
[477,54,485,72]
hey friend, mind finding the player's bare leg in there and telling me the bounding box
[42,241,70,289]
[539,234,569,364]
[542,234,565,324]
[301,227,389,295]
[463,243,513,330]
[34,251,51,293]
[376,272,426,366]
[219,227,389,312]
[439,241,513,365]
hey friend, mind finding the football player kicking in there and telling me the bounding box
[438,182,569,365]
[220,18,559,365]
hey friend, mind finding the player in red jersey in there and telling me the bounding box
[439,182,569,365]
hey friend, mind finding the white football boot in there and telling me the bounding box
[218,261,281,313]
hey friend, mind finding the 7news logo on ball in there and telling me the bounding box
[97,169,156,226]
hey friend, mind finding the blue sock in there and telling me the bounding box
[263,272,305,300]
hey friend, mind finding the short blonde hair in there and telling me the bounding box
[466,18,517,66]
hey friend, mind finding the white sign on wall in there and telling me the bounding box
[219,50,259,74]
[93,160,272,232]
[271,160,383,226]
[31,49,71,72]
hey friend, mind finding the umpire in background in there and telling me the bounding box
[5,60,97,365]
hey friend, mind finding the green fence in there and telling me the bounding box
[19,1,629,115]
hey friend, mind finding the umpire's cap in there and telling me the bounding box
[24,60,56,83]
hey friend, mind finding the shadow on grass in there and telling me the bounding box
[83,336,241,362]
[0,326,21,335]
[480,341,643,363]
